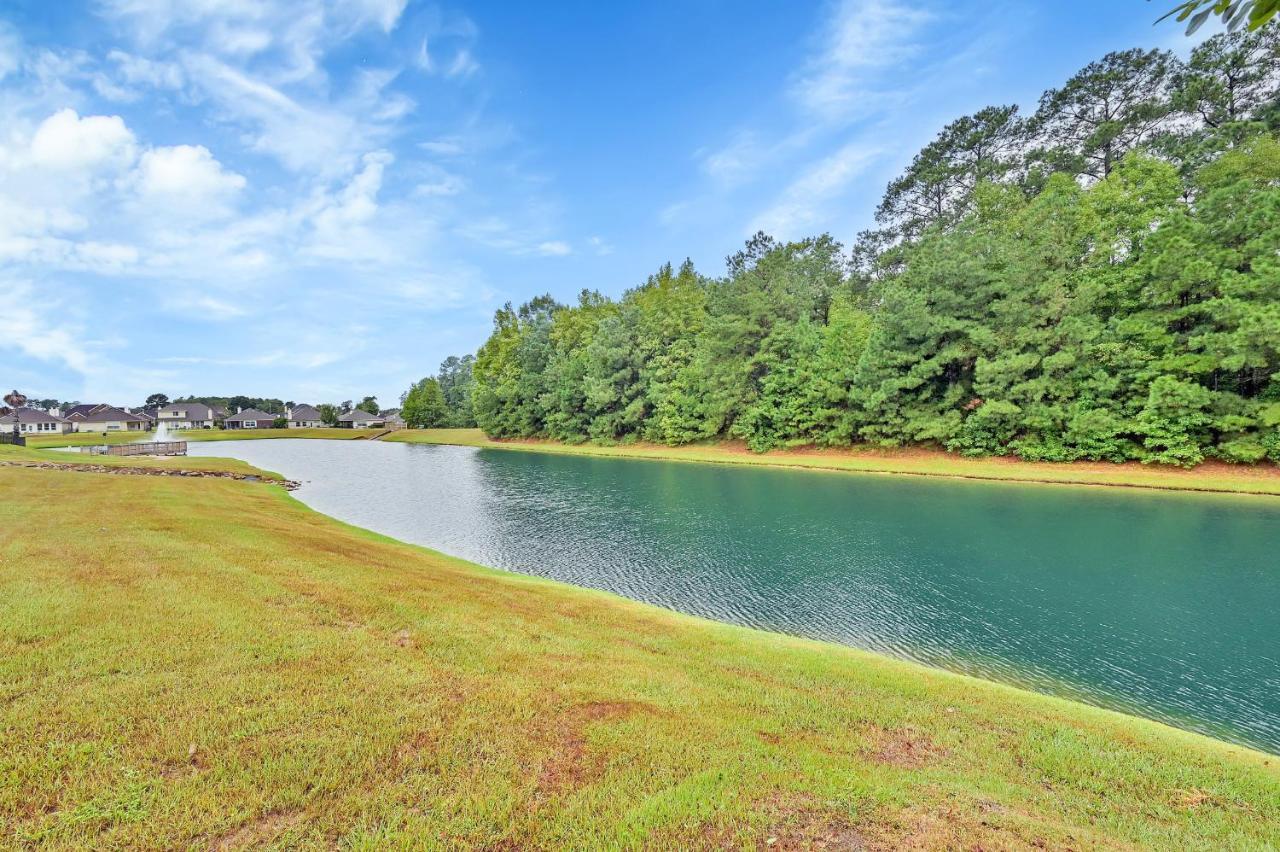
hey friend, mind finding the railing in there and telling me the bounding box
[81,441,187,457]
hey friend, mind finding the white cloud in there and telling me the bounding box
[0,280,91,373]
[28,108,137,172]
[588,235,613,256]
[134,144,246,212]
[792,0,933,123]
[447,49,480,79]
[749,142,882,237]
[0,24,22,81]
[536,240,571,257]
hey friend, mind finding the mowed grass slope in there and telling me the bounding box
[1,467,1277,849]
[388,428,1280,498]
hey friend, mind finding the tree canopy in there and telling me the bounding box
[407,27,1280,467]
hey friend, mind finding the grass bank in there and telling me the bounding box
[0,443,276,477]
[386,428,1280,498]
[1,464,1276,848]
[26,427,379,449]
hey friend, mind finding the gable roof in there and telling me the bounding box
[0,407,67,425]
[158,402,216,420]
[75,405,150,424]
[289,404,322,421]
[64,403,110,419]
[338,408,381,423]
[224,408,277,423]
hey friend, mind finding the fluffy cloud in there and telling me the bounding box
[28,108,137,172]
[134,144,246,212]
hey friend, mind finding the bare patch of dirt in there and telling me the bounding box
[755,795,866,851]
[865,727,946,769]
[538,699,656,793]
[210,809,303,850]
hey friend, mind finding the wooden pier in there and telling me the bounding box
[81,441,187,457]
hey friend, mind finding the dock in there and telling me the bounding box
[81,441,188,457]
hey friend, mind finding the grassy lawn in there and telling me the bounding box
[386,428,1280,498]
[1,465,1276,849]
[26,427,378,449]
[0,444,277,478]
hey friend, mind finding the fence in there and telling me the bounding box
[0,432,25,446]
[81,441,187,457]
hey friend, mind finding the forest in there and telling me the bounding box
[403,30,1280,466]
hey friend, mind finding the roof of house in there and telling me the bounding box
[158,402,217,420]
[289,404,322,420]
[338,408,381,423]
[0,407,67,425]
[64,403,110,419]
[224,408,278,423]
[75,405,150,424]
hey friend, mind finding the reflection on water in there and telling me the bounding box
[190,439,1280,753]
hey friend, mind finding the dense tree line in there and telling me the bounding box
[418,30,1280,466]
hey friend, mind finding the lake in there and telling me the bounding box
[189,439,1280,753]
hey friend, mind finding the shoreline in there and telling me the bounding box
[29,426,1280,496]
[384,428,1280,498]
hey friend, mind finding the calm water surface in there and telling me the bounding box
[190,439,1280,753]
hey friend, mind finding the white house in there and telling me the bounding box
[286,404,324,428]
[223,408,278,430]
[0,407,71,435]
[337,409,385,428]
[155,402,223,429]
[66,405,151,433]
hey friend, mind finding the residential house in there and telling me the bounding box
[67,405,151,433]
[286,404,324,428]
[381,410,405,429]
[156,402,222,429]
[0,407,71,435]
[337,409,384,428]
[223,408,279,430]
[63,403,110,420]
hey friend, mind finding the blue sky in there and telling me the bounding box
[0,0,1204,407]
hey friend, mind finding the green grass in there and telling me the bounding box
[386,428,1280,498]
[26,427,379,449]
[0,444,277,477]
[1,464,1276,849]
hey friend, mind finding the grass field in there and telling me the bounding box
[25,427,379,448]
[386,428,1280,498]
[1,463,1276,849]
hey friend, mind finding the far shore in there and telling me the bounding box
[23,426,1280,497]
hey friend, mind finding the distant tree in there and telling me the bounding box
[437,354,477,426]
[145,393,169,407]
[36,398,60,411]
[1161,1,1280,34]
[340,400,352,412]
[876,104,1026,238]
[271,417,288,429]
[1030,49,1177,180]
[318,404,339,426]
[356,396,380,415]
[401,378,449,428]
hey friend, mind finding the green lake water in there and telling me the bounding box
[190,439,1280,753]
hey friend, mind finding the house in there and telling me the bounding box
[156,402,222,429]
[67,405,151,433]
[223,408,279,430]
[0,407,71,435]
[337,409,385,428]
[63,403,111,420]
[286,404,324,428]
[381,410,405,428]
